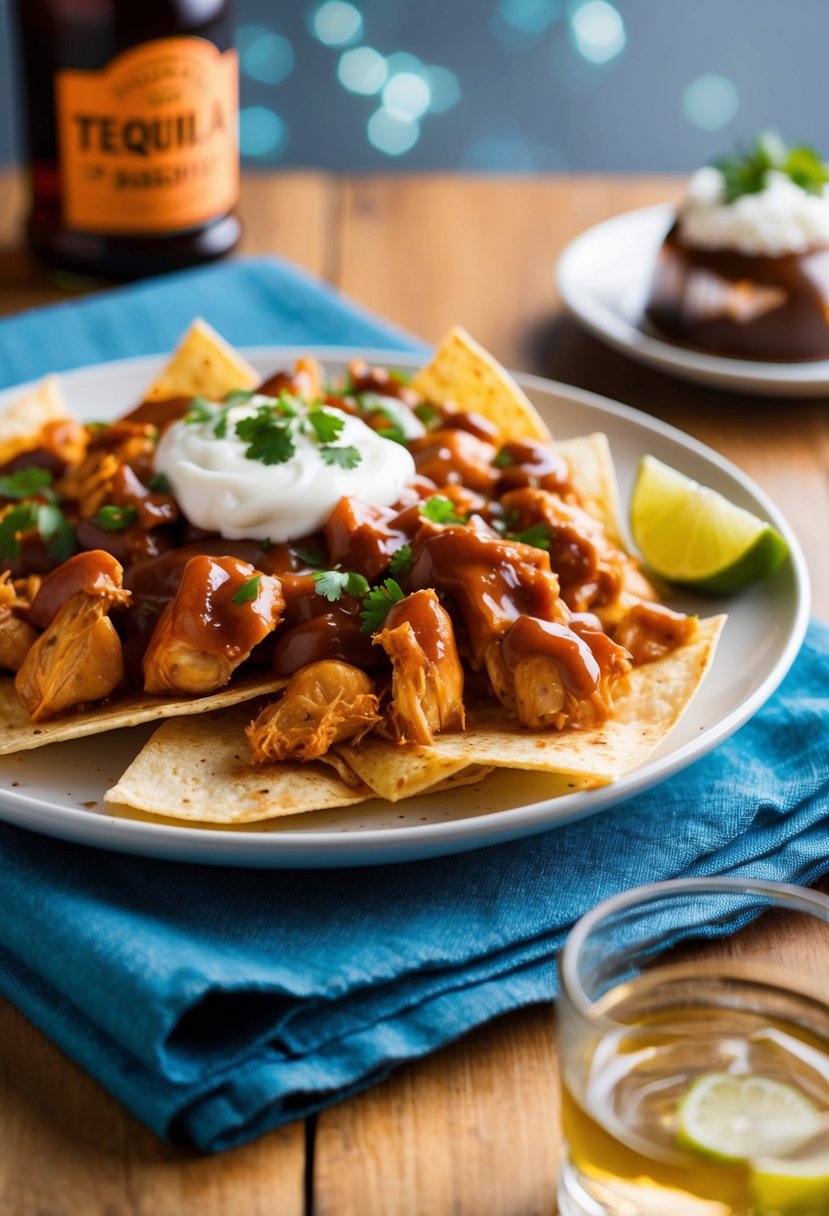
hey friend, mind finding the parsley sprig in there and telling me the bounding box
[715,131,829,203]
[0,468,56,501]
[232,574,262,605]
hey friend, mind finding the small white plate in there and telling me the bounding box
[556,203,829,397]
[0,349,810,867]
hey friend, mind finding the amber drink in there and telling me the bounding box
[557,879,829,1216]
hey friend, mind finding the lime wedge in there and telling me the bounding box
[676,1073,821,1163]
[630,455,788,594]
[751,1154,829,1214]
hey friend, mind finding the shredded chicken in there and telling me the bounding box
[55,451,120,520]
[246,660,380,763]
[143,556,284,696]
[14,560,130,720]
[485,614,631,730]
[0,572,39,672]
[373,589,464,745]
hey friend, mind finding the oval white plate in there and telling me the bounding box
[0,350,810,867]
[556,203,829,397]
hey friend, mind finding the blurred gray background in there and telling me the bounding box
[1,0,826,172]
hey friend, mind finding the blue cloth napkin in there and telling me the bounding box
[0,257,826,1152]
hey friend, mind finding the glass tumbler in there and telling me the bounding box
[557,877,829,1216]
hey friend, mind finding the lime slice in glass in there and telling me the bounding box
[630,455,788,594]
[750,1154,829,1214]
[676,1072,821,1163]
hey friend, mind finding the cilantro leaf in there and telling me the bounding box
[414,402,441,428]
[147,472,171,493]
[715,131,829,203]
[308,409,345,443]
[360,579,406,634]
[510,522,552,550]
[389,369,413,385]
[320,445,362,470]
[493,449,514,469]
[235,407,296,466]
[0,468,54,501]
[223,388,257,405]
[420,496,468,525]
[212,405,234,439]
[184,396,216,424]
[231,574,262,605]
[95,504,139,532]
[313,569,370,602]
[37,504,76,561]
[292,541,328,569]
[388,544,412,577]
[0,503,39,559]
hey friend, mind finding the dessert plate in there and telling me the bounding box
[0,349,810,867]
[557,204,829,397]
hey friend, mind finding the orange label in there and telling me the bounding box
[56,37,239,235]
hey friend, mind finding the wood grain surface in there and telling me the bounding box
[0,169,827,1216]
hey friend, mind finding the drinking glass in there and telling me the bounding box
[557,877,829,1216]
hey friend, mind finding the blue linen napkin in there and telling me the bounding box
[0,257,826,1151]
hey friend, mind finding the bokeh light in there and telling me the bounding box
[310,2,364,47]
[236,25,294,86]
[367,108,420,156]
[423,66,462,115]
[568,0,626,64]
[490,0,562,51]
[682,73,739,130]
[383,72,431,121]
[337,47,388,94]
[239,106,288,158]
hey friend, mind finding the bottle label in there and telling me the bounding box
[55,37,239,235]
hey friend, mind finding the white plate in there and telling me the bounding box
[0,350,810,867]
[556,203,829,397]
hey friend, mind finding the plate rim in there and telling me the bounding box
[0,347,811,867]
[556,202,829,396]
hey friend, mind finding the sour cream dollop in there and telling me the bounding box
[678,166,829,256]
[155,399,417,542]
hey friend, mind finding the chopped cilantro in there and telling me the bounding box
[147,472,171,493]
[231,574,262,605]
[0,501,76,561]
[0,468,54,501]
[388,544,412,577]
[320,444,362,470]
[212,405,234,439]
[389,368,413,385]
[510,522,552,550]
[274,391,300,418]
[95,504,139,532]
[715,131,829,203]
[235,407,296,466]
[223,388,257,405]
[420,496,468,525]
[360,579,406,634]
[184,396,216,424]
[375,423,407,446]
[414,402,441,427]
[139,600,160,616]
[308,409,346,443]
[292,541,327,569]
[313,569,370,602]
[0,504,37,558]
[493,449,514,469]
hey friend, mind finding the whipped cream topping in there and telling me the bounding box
[677,166,829,256]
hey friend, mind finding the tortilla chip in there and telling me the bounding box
[105,704,371,822]
[555,432,625,547]
[330,739,477,803]
[143,318,258,402]
[412,326,553,443]
[340,616,726,786]
[0,673,288,755]
[0,376,74,466]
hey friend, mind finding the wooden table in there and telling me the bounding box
[0,171,827,1216]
